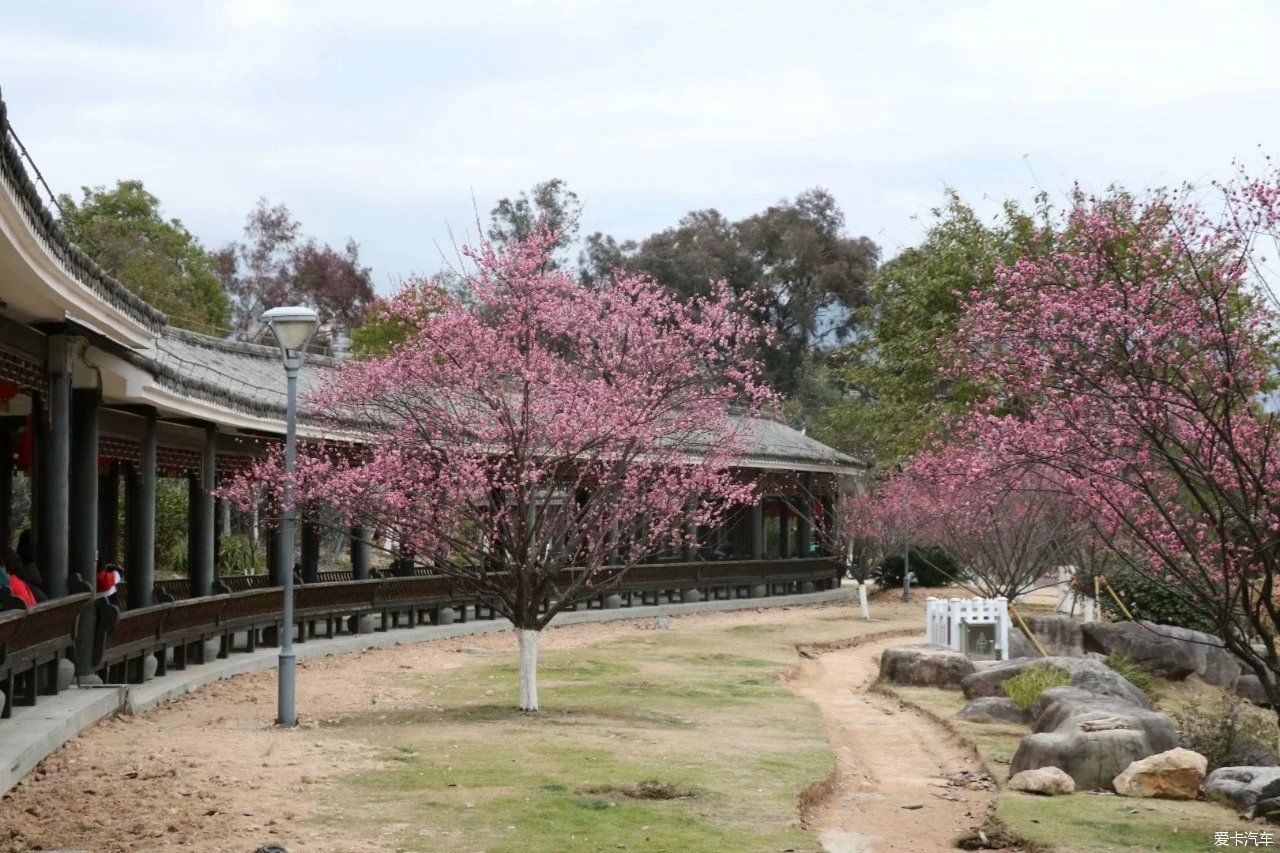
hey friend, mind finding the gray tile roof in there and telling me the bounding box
[132,329,862,469]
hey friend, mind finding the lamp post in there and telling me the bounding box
[263,305,319,727]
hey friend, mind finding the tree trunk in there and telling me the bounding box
[858,580,870,620]
[518,628,540,712]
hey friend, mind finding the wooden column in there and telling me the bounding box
[300,513,320,583]
[750,501,764,561]
[350,524,371,580]
[42,342,72,597]
[69,385,100,676]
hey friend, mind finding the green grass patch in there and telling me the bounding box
[315,602,917,852]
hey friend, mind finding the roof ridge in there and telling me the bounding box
[0,95,169,331]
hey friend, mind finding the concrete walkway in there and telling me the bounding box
[1,585,855,795]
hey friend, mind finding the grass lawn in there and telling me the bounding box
[887,684,1241,853]
[306,599,920,852]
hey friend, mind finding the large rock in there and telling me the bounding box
[1009,615,1084,658]
[1008,766,1075,795]
[1205,767,1280,814]
[879,644,976,688]
[1112,748,1207,800]
[1010,685,1177,791]
[1011,716,1176,791]
[1235,674,1274,707]
[961,656,1150,708]
[1082,620,1241,686]
[957,696,1030,725]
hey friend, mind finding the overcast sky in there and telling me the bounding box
[3,0,1279,293]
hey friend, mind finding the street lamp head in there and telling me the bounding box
[263,306,320,357]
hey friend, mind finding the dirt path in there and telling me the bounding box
[791,635,996,853]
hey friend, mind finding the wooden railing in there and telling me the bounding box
[2,558,840,720]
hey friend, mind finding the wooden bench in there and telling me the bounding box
[0,594,92,717]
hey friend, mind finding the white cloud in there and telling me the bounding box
[1,0,1278,291]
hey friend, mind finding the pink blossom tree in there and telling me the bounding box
[882,447,1079,601]
[947,169,1280,708]
[224,231,772,711]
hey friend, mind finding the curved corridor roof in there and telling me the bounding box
[0,91,865,474]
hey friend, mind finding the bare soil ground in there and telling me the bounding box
[1,619,656,852]
[0,595,987,852]
[791,636,996,852]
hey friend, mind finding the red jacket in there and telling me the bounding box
[8,575,36,607]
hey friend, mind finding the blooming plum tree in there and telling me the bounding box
[224,230,772,711]
[946,168,1280,710]
[882,447,1078,601]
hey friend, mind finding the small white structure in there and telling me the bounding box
[926,596,1011,661]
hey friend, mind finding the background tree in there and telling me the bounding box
[815,193,1050,465]
[224,230,771,712]
[217,199,375,340]
[488,178,581,260]
[581,189,878,399]
[58,180,230,333]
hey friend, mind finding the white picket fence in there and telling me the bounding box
[926,596,1011,660]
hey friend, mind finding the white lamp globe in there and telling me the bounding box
[263,306,320,352]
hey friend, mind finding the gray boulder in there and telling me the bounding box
[879,644,976,688]
[1009,680,1177,791]
[957,696,1030,725]
[961,656,1150,708]
[1235,674,1274,707]
[57,657,75,691]
[1008,766,1075,795]
[1011,709,1178,791]
[1009,615,1084,658]
[1205,766,1280,814]
[1082,620,1241,686]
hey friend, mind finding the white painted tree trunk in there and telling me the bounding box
[518,629,540,712]
[858,580,870,620]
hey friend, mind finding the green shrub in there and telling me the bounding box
[1104,653,1157,698]
[218,534,262,575]
[1073,567,1220,634]
[1173,692,1279,771]
[1002,664,1071,710]
[873,547,963,589]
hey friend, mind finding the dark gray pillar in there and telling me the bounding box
[0,419,14,555]
[68,387,99,585]
[69,386,99,677]
[187,472,199,586]
[42,362,71,596]
[301,513,319,583]
[750,501,764,561]
[779,501,791,558]
[267,525,282,586]
[191,426,216,595]
[126,409,156,609]
[350,524,371,579]
[797,473,813,558]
